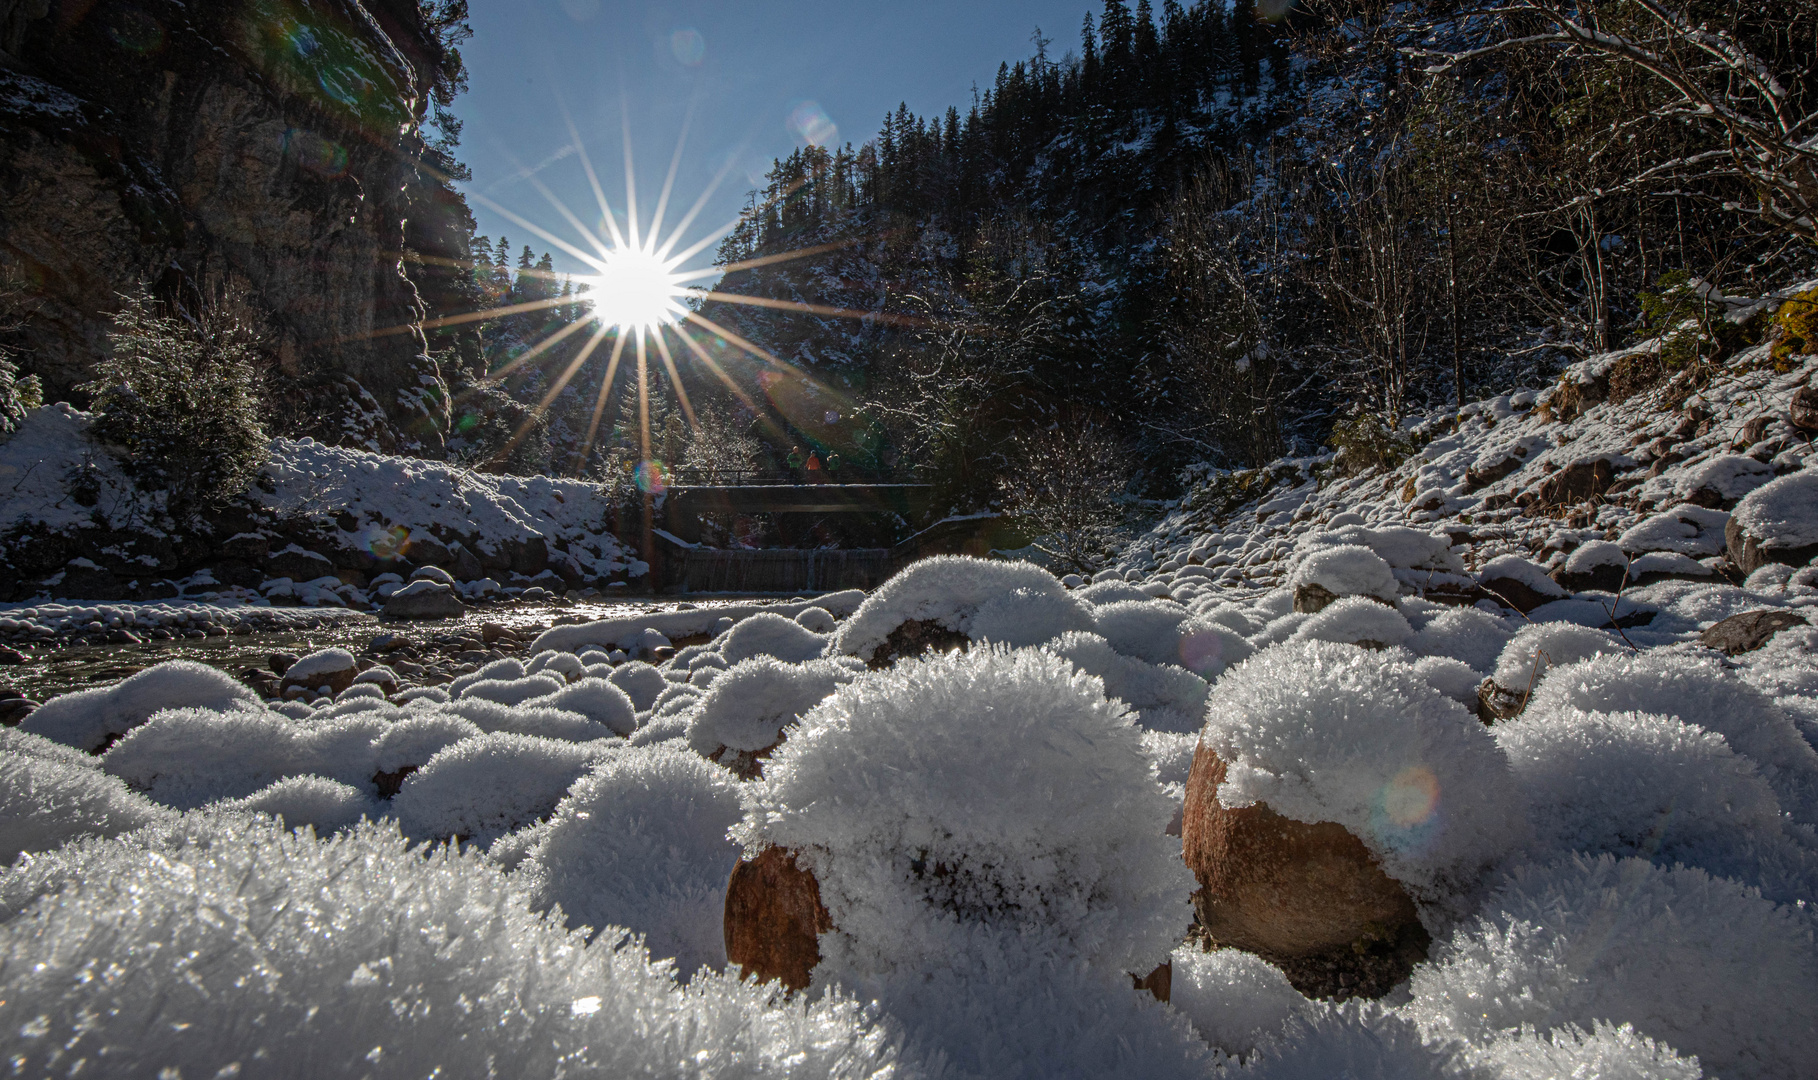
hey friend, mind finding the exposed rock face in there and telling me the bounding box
[1180,747,1430,1000]
[1700,610,1810,656]
[382,579,465,620]
[723,847,832,991]
[0,0,470,450]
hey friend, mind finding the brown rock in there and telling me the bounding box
[867,618,971,669]
[1293,582,1339,614]
[1529,459,1616,507]
[1476,679,1525,723]
[1727,516,1818,575]
[1132,961,1172,1003]
[1180,747,1429,1000]
[724,847,833,991]
[1699,609,1810,656]
[1551,563,1628,594]
[1790,384,1818,433]
[1464,453,1525,492]
[0,698,39,727]
[1477,576,1562,614]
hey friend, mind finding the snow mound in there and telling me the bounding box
[609,661,669,710]
[1044,631,1209,733]
[518,743,745,976]
[0,816,906,1078]
[829,556,1079,660]
[459,673,565,705]
[372,713,482,775]
[1618,503,1731,556]
[1292,596,1413,648]
[0,753,174,863]
[1523,650,1818,823]
[1093,599,1253,676]
[719,612,830,664]
[1290,544,1398,602]
[1477,555,1566,602]
[1201,640,1522,906]
[1409,854,1818,1080]
[390,733,600,845]
[1490,623,1627,694]
[101,706,382,809]
[1468,1022,1704,1080]
[1239,1004,1462,1080]
[1169,946,1310,1056]
[1732,470,1818,551]
[736,645,1193,978]
[1411,656,1484,706]
[794,606,837,633]
[1676,454,1774,502]
[21,660,259,751]
[520,677,637,736]
[686,657,858,762]
[215,775,377,834]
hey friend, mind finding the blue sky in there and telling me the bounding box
[453,1,1097,281]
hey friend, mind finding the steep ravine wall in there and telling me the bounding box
[0,0,472,452]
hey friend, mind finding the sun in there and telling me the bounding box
[585,245,687,331]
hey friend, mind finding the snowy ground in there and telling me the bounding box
[3,337,1817,1077]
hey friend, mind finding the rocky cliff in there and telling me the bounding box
[0,0,476,452]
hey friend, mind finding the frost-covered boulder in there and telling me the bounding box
[1409,855,1818,1080]
[0,817,909,1078]
[1405,606,1516,674]
[1618,502,1730,556]
[1477,555,1566,613]
[731,645,1192,986]
[382,578,467,619]
[0,752,175,863]
[102,706,384,809]
[371,713,482,795]
[519,744,745,976]
[686,658,858,777]
[1168,946,1311,1057]
[1676,453,1775,508]
[1477,623,1627,720]
[718,612,829,664]
[1186,641,1521,997]
[608,661,669,711]
[1092,599,1253,676]
[278,647,360,697]
[1289,544,1398,613]
[22,661,259,752]
[1291,596,1413,649]
[390,733,600,845]
[520,678,638,736]
[1552,540,1629,593]
[214,776,378,834]
[829,556,1088,664]
[1043,632,1209,733]
[1727,470,1818,572]
[449,658,524,697]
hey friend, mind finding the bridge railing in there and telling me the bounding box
[667,467,922,487]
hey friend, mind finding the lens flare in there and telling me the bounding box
[635,459,669,494]
[671,28,705,66]
[787,101,837,147]
[1369,765,1442,855]
[585,246,686,331]
[1178,630,1228,676]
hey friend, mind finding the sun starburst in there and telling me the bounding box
[584,244,687,331]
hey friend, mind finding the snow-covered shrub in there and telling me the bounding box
[0,753,174,863]
[519,743,745,976]
[1290,544,1398,602]
[1495,708,1783,863]
[102,706,383,809]
[609,661,669,710]
[829,556,1081,660]
[0,816,909,1078]
[1169,946,1310,1056]
[214,775,376,834]
[1092,599,1254,677]
[459,673,565,706]
[389,733,600,845]
[1409,855,1818,1080]
[1201,641,1521,909]
[686,657,857,767]
[1292,596,1413,648]
[719,612,830,664]
[22,660,259,751]
[520,678,637,736]
[1522,650,1818,823]
[1044,631,1209,733]
[735,645,1193,979]
[1489,623,1626,695]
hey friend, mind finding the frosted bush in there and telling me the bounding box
[1289,544,1398,602]
[1044,631,1209,733]
[21,660,258,751]
[214,775,377,834]
[1093,599,1253,676]
[520,677,637,736]
[519,744,745,976]
[1292,596,1413,648]
[1411,656,1483,706]
[459,673,565,705]
[719,612,830,664]
[390,732,599,845]
[1201,641,1521,908]
[102,706,383,809]
[1169,946,1310,1057]
[1523,651,1818,823]
[830,555,1079,660]
[1489,623,1626,694]
[736,645,1193,979]
[372,713,481,776]
[1409,855,1818,1080]
[1495,708,1783,863]
[686,657,857,766]
[609,660,670,710]
[1405,607,1515,673]
[1468,1022,1704,1080]
[0,753,174,863]
[0,817,911,1078]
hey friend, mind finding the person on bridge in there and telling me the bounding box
[805,451,825,482]
[786,446,805,479]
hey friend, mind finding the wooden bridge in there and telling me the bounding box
[659,483,937,545]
